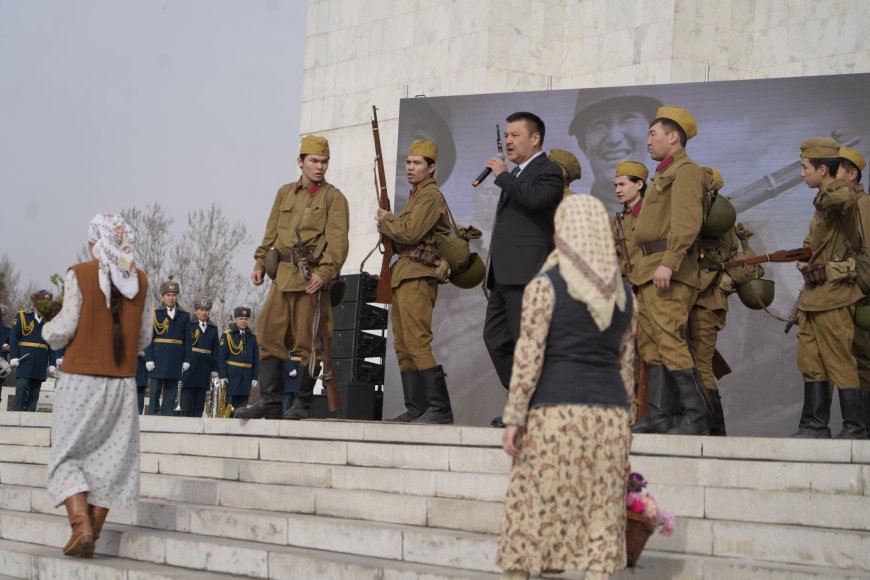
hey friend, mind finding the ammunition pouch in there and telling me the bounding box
[640,240,668,255]
[802,262,829,286]
[825,257,856,285]
[289,246,321,267]
[400,244,441,267]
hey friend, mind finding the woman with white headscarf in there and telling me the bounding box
[43,213,152,559]
[496,195,635,580]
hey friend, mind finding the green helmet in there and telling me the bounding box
[701,195,737,237]
[736,278,775,310]
[855,304,870,331]
[450,253,485,289]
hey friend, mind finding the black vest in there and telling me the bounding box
[529,268,632,410]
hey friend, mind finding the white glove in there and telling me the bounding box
[220,378,228,386]
[210,371,219,378]
[56,357,63,366]
[145,361,155,371]
[251,380,258,388]
[289,369,297,378]
[49,366,57,374]
[182,362,190,372]
[10,358,19,368]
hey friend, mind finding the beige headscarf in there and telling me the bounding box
[540,194,626,330]
[88,212,140,308]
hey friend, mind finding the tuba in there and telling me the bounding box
[205,376,234,418]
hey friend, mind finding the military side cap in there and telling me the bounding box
[548,149,582,182]
[840,146,866,171]
[234,306,252,318]
[160,280,180,295]
[800,137,840,159]
[300,135,330,157]
[615,160,649,181]
[655,106,697,140]
[194,297,213,310]
[703,166,725,191]
[408,139,438,160]
[32,289,52,301]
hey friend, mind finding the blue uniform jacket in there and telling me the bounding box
[9,310,62,381]
[183,318,219,390]
[144,307,189,380]
[284,355,302,395]
[218,328,259,396]
[1,321,10,360]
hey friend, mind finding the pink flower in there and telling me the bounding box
[629,499,646,513]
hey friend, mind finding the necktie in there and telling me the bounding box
[511,166,521,177]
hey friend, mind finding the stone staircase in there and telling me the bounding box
[0,412,869,579]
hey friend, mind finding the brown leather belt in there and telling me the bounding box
[277,247,320,266]
[640,240,667,255]
[399,244,440,266]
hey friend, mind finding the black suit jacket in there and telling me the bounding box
[487,153,564,289]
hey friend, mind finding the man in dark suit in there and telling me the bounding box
[483,112,564,426]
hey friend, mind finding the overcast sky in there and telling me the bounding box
[0,0,307,291]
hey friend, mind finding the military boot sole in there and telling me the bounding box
[791,428,832,439]
[234,404,283,420]
[631,417,673,434]
[384,412,419,422]
[412,413,454,424]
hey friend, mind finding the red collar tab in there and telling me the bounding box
[295,182,320,195]
[631,200,643,216]
[656,156,674,173]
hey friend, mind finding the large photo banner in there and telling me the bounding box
[386,73,870,436]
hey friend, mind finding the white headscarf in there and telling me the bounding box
[539,194,626,331]
[88,213,139,308]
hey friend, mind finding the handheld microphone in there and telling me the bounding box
[472,153,506,187]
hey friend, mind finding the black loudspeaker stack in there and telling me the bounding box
[312,273,387,420]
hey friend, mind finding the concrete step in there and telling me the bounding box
[0,510,500,579]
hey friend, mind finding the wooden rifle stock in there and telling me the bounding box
[707,246,811,271]
[614,212,632,276]
[371,106,394,304]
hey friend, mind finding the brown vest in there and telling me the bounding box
[62,260,148,377]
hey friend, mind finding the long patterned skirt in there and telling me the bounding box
[496,404,630,575]
[47,373,140,509]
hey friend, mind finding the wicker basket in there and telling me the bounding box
[625,510,656,567]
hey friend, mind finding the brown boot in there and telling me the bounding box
[62,493,94,557]
[83,505,110,559]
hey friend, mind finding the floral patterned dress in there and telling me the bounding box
[496,274,636,576]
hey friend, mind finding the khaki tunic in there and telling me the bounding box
[798,180,863,386]
[255,180,350,363]
[378,177,451,371]
[611,204,643,282]
[255,180,350,292]
[631,149,703,288]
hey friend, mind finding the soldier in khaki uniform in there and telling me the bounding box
[838,146,870,435]
[611,160,647,282]
[793,138,865,438]
[376,139,454,424]
[630,106,709,436]
[238,135,350,420]
[688,166,739,436]
[548,149,582,199]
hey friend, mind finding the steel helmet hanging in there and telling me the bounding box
[450,253,485,289]
[736,278,775,310]
[701,195,737,237]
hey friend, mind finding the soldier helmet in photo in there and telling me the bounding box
[300,135,330,157]
[569,94,662,150]
[194,297,213,310]
[160,278,180,295]
[549,149,582,183]
[655,106,697,140]
[840,146,866,171]
[408,139,438,161]
[800,137,840,159]
[615,160,649,182]
[233,306,252,318]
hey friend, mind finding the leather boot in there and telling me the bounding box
[62,492,94,558]
[708,389,726,437]
[835,388,867,439]
[412,366,453,424]
[83,505,109,559]
[668,369,710,435]
[631,365,675,433]
[234,359,284,419]
[862,391,870,440]
[283,365,316,420]
[385,370,426,422]
[792,381,832,438]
